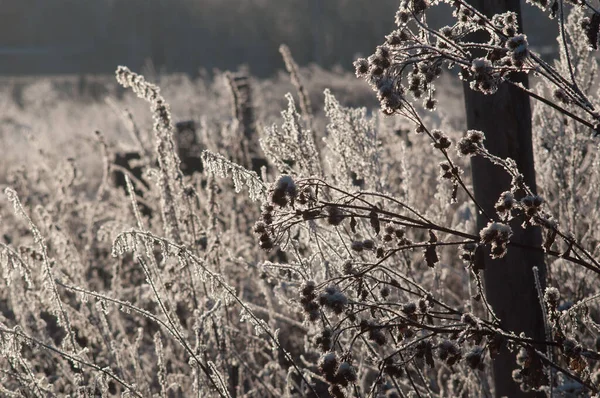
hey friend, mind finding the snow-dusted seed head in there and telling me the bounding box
[386,30,407,45]
[465,346,485,370]
[507,34,527,51]
[334,361,357,386]
[384,223,395,235]
[377,76,395,100]
[299,280,320,321]
[369,328,387,346]
[506,34,529,68]
[459,244,476,263]
[457,130,485,156]
[520,195,544,216]
[354,58,370,78]
[479,222,512,258]
[319,285,348,314]
[380,286,390,298]
[327,205,345,226]
[276,175,296,195]
[496,191,515,210]
[461,312,479,327]
[253,221,267,234]
[424,97,437,111]
[395,9,410,25]
[316,328,333,352]
[258,233,274,250]
[376,45,391,62]
[402,301,417,314]
[471,58,491,75]
[438,340,461,364]
[544,287,560,309]
[495,191,516,218]
[318,352,339,377]
[301,280,317,298]
[469,58,500,94]
[375,73,404,114]
[553,88,571,104]
[440,25,454,38]
[270,175,297,207]
[479,222,512,244]
[432,130,451,149]
[342,260,354,275]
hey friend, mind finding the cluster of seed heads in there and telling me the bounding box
[319,285,349,315]
[466,58,501,95]
[439,162,461,181]
[315,328,333,352]
[383,223,410,246]
[431,130,451,150]
[354,0,538,113]
[479,222,513,259]
[506,34,530,68]
[457,130,485,157]
[544,287,560,310]
[269,175,297,208]
[256,206,274,250]
[317,352,357,398]
[327,205,345,226]
[438,340,462,366]
[520,195,544,217]
[495,191,516,219]
[299,281,320,322]
[513,347,546,391]
[359,319,387,346]
[465,346,485,370]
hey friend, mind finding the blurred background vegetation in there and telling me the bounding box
[1,0,556,77]
[0,0,559,185]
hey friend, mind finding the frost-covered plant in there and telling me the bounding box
[1,1,600,397]
[354,0,600,135]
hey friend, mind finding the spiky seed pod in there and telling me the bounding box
[544,287,560,309]
[316,328,333,352]
[402,302,417,314]
[318,352,338,379]
[354,58,370,77]
[319,285,348,314]
[380,286,390,298]
[465,347,485,370]
[327,206,345,226]
[457,130,485,156]
[334,362,357,386]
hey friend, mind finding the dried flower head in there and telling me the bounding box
[319,285,348,314]
[479,222,512,258]
[457,130,485,156]
[495,191,516,219]
[327,205,345,226]
[270,175,297,207]
[544,287,560,309]
[465,346,485,370]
